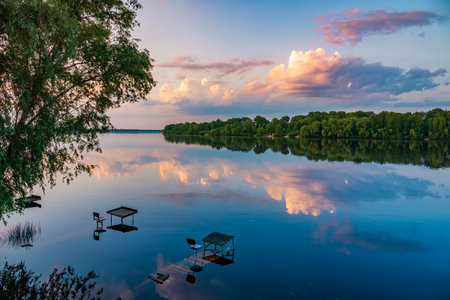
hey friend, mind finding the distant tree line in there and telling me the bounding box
[164,135,450,169]
[163,109,450,140]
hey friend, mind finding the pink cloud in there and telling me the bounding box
[175,73,186,80]
[158,77,238,104]
[158,56,274,78]
[316,9,446,46]
[151,48,446,114]
[243,48,446,102]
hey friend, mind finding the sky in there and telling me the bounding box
[109,0,450,129]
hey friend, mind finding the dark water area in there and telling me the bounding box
[1,133,450,299]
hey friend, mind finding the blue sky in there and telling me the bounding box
[109,0,450,128]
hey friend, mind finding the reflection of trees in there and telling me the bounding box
[0,0,155,218]
[0,133,95,218]
[164,135,450,169]
[0,120,99,218]
[0,262,103,299]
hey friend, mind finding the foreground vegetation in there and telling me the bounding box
[0,262,102,299]
[163,109,450,140]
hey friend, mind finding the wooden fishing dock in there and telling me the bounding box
[150,232,235,285]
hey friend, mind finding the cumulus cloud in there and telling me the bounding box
[151,48,446,116]
[159,77,238,104]
[316,8,446,46]
[159,56,274,78]
[243,48,446,103]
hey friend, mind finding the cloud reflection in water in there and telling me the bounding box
[313,219,426,254]
[85,143,438,217]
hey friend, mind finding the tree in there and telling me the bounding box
[255,127,266,137]
[429,113,448,139]
[0,0,155,208]
[0,262,103,299]
[254,115,269,128]
[242,119,255,136]
[163,110,449,142]
[223,124,232,136]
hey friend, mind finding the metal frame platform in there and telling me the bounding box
[106,206,138,225]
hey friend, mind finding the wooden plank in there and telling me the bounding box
[171,262,190,273]
[184,257,208,267]
[167,266,186,275]
[149,248,235,283]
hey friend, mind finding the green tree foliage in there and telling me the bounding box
[253,115,269,128]
[0,262,102,299]
[163,109,450,141]
[0,0,155,211]
[164,135,450,169]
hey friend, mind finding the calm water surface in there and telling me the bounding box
[2,134,450,299]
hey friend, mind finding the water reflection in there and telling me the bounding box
[91,207,139,241]
[164,135,450,169]
[85,143,439,217]
[0,131,95,219]
[153,233,236,299]
[241,166,335,216]
[0,221,41,249]
[155,264,237,300]
[3,134,448,299]
[313,220,427,255]
[93,228,106,241]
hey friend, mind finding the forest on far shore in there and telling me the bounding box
[163,109,450,140]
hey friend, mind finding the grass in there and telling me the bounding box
[2,221,41,248]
